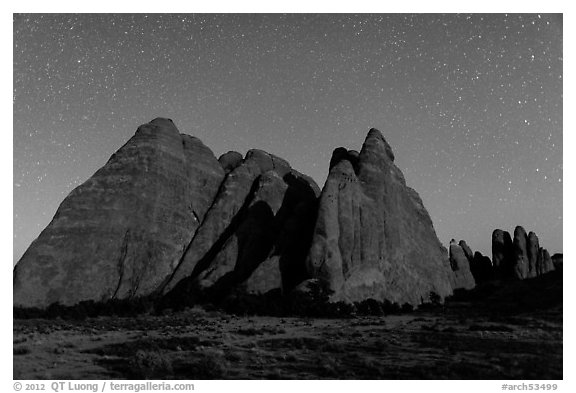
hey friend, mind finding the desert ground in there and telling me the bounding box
[13,272,562,380]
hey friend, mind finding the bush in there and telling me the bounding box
[355,299,384,316]
[129,350,173,379]
[183,350,228,379]
[13,345,31,355]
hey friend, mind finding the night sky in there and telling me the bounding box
[13,13,563,264]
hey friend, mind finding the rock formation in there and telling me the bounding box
[470,251,494,284]
[551,253,563,272]
[15,119,322,309]
[305,129,455,305]
[492,229,514,278]
[491,226,555,281]
[13,119,225,308]
[536,248,554,276]
[458,240,474,264]
[527,231,540,278]
[218,151,243,174]
[512,226,530,279]
[449,240,476,290]
[18,118,556,311]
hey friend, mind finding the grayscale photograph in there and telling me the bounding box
[13,12,562,380]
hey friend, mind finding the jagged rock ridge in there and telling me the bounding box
[305,129,455,305]
[491,226,555,280]
[19,119,539,309]
[13,119,226,307]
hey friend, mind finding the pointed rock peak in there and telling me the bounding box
[366,127,384,140]
[514,225,527,237]
[329,147,349,170]
[149,117,180,132]
[150,117,175,125]
[328,147,361,173]
[137,117,181,139]
[361,128,395,162]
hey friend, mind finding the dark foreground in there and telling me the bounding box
[13,272,562,380]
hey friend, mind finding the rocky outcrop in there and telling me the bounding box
[551,253,563,272]
[21,119,554,311]
[15,119,321,310]
[491,226,555,281]
[449,240,476,290]
[305,129,455,306]
[162,152,319,300]
[470,251,493,284]
[459,240,474,264]
[218,151,243,173]
[537,248,554,276]
[512,226,530,279]
[527,232,540,278]
[13,118,225,308]
[492,229,514,278]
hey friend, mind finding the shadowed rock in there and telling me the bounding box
[16,121,495,311]
[306,128,454,306]
[218,151,243,173]
[551,253,563,272]
[492,227,557,281]
[163,150,320,301]
[470,251,494,284]
[537,248,555,276]
[492,229,514,278]
[459,240,474,263]
[512,226,530,279]
[527,232,540,278]
[449,241,476,290]
[13,118,225,308]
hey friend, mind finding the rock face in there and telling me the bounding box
[18,121,516,310]
[470,251,493,284]
[305,129,455,306]
[15,119,321,310]
[491,226,555,280]
[162,150,320,301]
[13,118,225,308]
[218,151,243,174]
[512,226,530,279]
[492,229,514,278]
[536,248,554,276]
[551,253,563,272]
[527,232,540,278]
[458,240,474,263]
[449,241,476,290]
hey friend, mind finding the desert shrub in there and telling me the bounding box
[355,299,384,316]
[182,349,228,379]
[284,280,338,317]
[13,337,27,344]
[14,297,157,320]
[382,299,402,314]
[219,290,284,316]
[468,324,514,332]
[13,345,31,355]
[129,349,173,379]
[319,356,341,377]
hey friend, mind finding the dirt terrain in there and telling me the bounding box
[13,273,563,380]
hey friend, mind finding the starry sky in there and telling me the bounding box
[13,13,563,264]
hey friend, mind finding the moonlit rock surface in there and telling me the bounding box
[449,242,476,290]
[305,128,455,306]
[13,118,225,307]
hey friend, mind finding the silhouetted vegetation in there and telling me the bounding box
[13,280,445,321]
